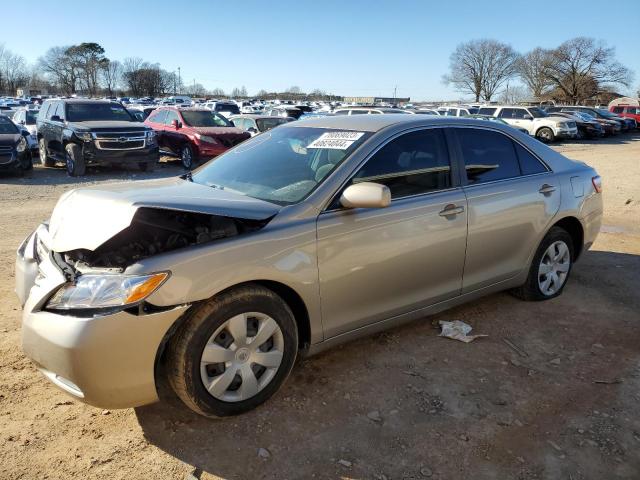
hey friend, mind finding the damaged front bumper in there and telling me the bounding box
[16,225,189,409]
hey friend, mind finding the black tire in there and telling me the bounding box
[139,161,155,172]
[20,152,33,171]
[180,145,195,170]
[167,284,298,418]
[39,138,55,167]
[65,143,86,177]
[511,226,574,301]
[536,127,555,143]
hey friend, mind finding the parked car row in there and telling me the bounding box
[1,94,638,176]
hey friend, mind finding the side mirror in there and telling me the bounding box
[248,127,258,133]
[51,115,63,122]
[523,114,533,120]
[340,182,391,209]
[19,120,25,125]
[171,119,180,129]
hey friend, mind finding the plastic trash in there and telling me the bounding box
[438,320,487,343]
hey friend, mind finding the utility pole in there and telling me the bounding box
[173,71,176,95]
[393,85,397,104]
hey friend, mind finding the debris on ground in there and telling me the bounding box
[503,338,528,357]
[337,459,352,467]
[367,410,382,423]
[438,320,487,343]
[257,448,271,459]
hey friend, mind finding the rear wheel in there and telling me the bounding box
[536,127,555,143]
[65,143,86,177]
[39,138,55,167]
[512,226,574,301]
[167,284,298,417]
[181,145,195,170]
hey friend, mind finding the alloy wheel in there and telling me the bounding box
[538,240,571,296]
[181,147,193,169]
[200,312,284,403]
[39,140,47,164]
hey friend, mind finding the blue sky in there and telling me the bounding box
[2,0,639,100]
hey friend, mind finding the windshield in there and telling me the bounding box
[596,108,617,118]
[181,111,231,127]
[0,116,18,134]
[576,112,595,121]
[256,117,291,131]
[215,103,240,114]
[528,107,548,118]
[25,111,38,124]
[192,126,371,205]
[66,103,134,122]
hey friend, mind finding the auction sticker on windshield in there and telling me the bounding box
[308,131,365,149]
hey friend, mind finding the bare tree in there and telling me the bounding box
[498,83,529,104]
[517,47,553,99]
[101,60,122,96]
[285,85,301,94]
[545,37,632,104]
[256,89,268,97]
[1,50,28,95]
[210,88,226,97]
[185,82,206,97]
[443,39,519,101]
[39,46,79,94]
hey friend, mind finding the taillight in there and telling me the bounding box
[592,175,602,193]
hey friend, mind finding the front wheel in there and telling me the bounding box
[511,226,574,301]
[65,143,86,177]
[167,284,298,417]
[181,145,195,170]
[536,127,555,143]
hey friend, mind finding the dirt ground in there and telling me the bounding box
[1,137,639,480]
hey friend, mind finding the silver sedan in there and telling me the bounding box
[16,115,602,417]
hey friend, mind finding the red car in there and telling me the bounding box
[609,105,640,127]
[145,107,250,168]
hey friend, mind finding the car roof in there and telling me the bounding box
[289,114,514,132]
[230,114,287,120]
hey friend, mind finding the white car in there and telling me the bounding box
[202,101,241,118]
[478,105,577,143]
[436,106,478,116]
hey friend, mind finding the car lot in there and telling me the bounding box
[1,134,639,479]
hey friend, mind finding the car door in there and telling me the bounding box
[49,102,65,157]
[316,127,468,338]
[451,126,560,293]
[163,110,182,154]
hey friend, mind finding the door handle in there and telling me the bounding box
[438,204,465,217]
[538,184,556,194]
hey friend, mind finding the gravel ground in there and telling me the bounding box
[1,138,639,480]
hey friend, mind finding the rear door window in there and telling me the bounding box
[456,128,521,184]
[351,128,451,199]
[514,142,548,175]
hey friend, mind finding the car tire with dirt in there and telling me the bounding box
[38,138,56,167]
[167,284,298,418]
[65,143,86,177]
[511,226,574,301]
[536,127,555,143]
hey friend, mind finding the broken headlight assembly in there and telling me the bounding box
[46,272,169,311]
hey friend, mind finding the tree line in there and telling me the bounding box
[443,37,635,104]
[0,42,337,100]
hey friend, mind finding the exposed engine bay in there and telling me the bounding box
[64,207,270,269]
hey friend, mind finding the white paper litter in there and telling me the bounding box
[438,320,487,343]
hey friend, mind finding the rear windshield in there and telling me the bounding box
[181,111,231,127]
[0,116,18,134]
[66,103,134,122]
[25,111,38,124]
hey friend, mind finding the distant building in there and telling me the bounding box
[343,96,410,105]
[17,87,49,97]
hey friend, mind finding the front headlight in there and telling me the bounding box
[46,272,169,310]
[16,136,27,153]
[194,133,218,145]
[76,132,93,142]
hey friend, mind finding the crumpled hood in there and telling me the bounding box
[47,177,280,252]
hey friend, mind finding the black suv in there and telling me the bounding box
[37,99,159,176]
